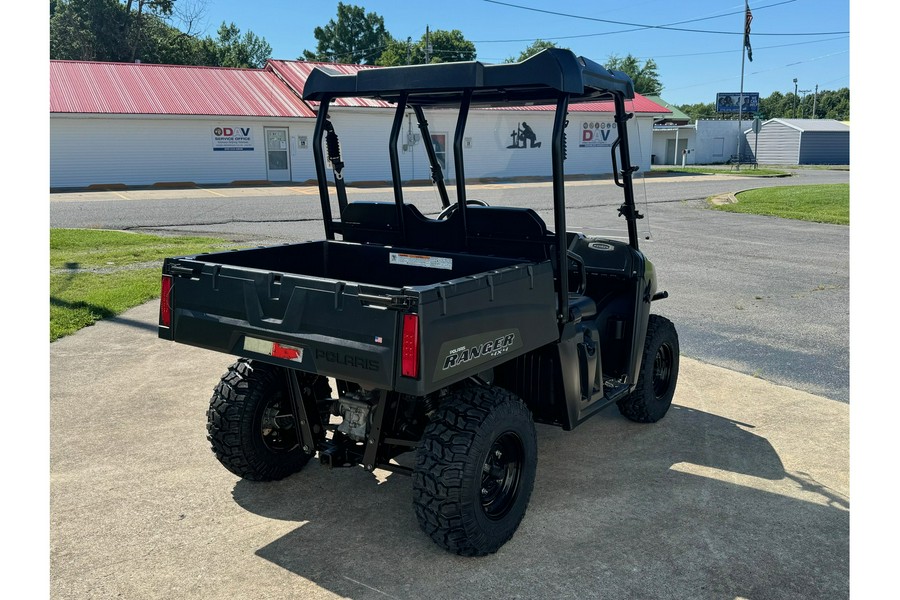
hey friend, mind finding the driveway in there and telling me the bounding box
[50,301,849,600]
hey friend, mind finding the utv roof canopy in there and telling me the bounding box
[302,48,635,106]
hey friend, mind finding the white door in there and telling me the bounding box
[265,128,291,181]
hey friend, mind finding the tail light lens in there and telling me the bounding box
[159,274,173,327]
[401,313,420,378]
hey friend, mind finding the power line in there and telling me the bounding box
[482,0,849,36]
[662,49,849,92]
[473,0,798,42]
[643,35,848,59]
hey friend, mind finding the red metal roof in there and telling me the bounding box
[266,60,394,108]
[267,60,393,109]
[488,95,671,115]
[267,60,669,115]
[50,59,669,118]
[50,60,315,118]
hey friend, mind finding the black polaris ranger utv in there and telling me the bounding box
[158,49,679,556]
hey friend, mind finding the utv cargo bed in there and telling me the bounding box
[161,239,559,394]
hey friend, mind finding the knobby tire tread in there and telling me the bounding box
[616,315,679,423]
[207,359,328,481]
[413,385,536,556]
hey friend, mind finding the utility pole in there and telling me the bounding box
[812,84,818,119]
[425,25,431,63]
[799,89,811,118]
[793,78,798,118]
[406,36,412,65]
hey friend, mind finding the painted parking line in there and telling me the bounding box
[198,187,227,197]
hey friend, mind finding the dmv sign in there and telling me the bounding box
[579,121,617,147]
[212,126,254,151]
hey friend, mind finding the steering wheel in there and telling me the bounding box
[567,250,587,296]
[437,199,489,220]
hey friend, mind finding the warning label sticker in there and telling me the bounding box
[389,252,453,270]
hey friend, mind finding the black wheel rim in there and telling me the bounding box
[652,342,675,399]
[480,432,524,520]
[259,392,298,452]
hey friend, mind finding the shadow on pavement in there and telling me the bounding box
[230,404,848,600]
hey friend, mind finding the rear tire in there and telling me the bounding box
[207,359,330,481]
[617,315,679,423]
[413,385,537,556]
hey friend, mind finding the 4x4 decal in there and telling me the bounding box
[434,330,523,380]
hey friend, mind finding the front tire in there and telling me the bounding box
[207,359,330,481]
[617,315,679,423]
[413,386,537,556]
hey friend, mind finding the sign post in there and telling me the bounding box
[751,116,762,169]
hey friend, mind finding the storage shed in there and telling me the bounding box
[745,118,849,165]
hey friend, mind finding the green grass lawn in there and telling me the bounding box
[710,184,849,225]
[50,229,239,341]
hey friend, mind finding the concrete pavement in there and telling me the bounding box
[50,301,848,600]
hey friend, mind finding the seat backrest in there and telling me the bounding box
[339,202,553,262]
[462,206,552,261]
[340,201,403,246]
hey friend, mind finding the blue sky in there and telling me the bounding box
[191,0,850,106]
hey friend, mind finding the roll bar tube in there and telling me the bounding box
[551,93,570,323]
[453,90,473,246]
[612,93,641,250]
[312,96,336,240]
[412,105,451,209]
[389,93,409,242]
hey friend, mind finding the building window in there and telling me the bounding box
[713,137,724,157]
[431,133,447,171]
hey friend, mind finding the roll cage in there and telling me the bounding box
[302,48,643,324]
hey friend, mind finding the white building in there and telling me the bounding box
[50,59,669,189]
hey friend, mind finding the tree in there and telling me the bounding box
[675,101,716,122]
[212,22,272,68]
[50,0,272,69]
[423,29,476,63]
[676,87,849,122]
[51,0,130,62]
[817,88,849,120]
[759,91,788,120]
[374,36,414,66]
[375,29,476,66]
[301,3,389,64]
[504,39,565,63]
[123,0,175,61]
[604,53,662,95]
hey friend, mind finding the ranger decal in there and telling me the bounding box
[443,334,516,370]
[434,329,524,381]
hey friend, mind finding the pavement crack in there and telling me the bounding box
[125,217,323,230]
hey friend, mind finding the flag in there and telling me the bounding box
[744,1,753,62]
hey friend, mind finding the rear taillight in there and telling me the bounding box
[159,274,173,328]
[401,313,420,378]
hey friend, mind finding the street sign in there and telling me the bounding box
[751,117,762,134]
